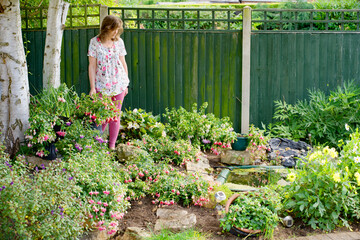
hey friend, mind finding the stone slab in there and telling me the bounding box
[223,183,257,192]
[185,155,211,175]
[119,227,151,240]
[220,149,253,165]
[155,208,196,232]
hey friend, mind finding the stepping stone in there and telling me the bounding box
[154,208,196,232]
[223,183,257,192]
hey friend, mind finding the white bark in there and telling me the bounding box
[42,0,69,89]
[0,0,30,155]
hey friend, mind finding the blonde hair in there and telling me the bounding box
[98,15,123,41]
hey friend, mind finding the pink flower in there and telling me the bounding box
[138,172,144,177]
[176,191,180,195]
[97,201,102,205]
[94,191,99,195]
[43,135,49,141]
[100,213,104,216]
[110,221,118,227]
[154,149,158,152]
[89,191,94,195]
[89,199,95,204]
[101,207,106,213]
[27,143,33,147]
[103,191,110,195]
[106,83,111,88]
[36,151,44,157]
[98,226,106,231]
[88,214,93,218]
[56,131,66,137]
[58,97,66,102]
[103,202,108,207]
[97,221,104,226]
[171,189,175,193]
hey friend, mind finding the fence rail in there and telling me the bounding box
[252,9,360,32]
[109,7,243,31]
[21,4,101,30]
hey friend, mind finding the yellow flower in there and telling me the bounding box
[345,166,349,173]
[309,151,322,162]
[323,146,330,155]
[333,172,341,183]
[329,148,338,159]
[287,173,296,182]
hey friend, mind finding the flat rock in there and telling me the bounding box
[185,155,211,174]
[154,208,196,232]
[119,227,151,240]
[221,150,253,165]
[115,144,149,163]
[224,183,258,192]
[25,155,56,167]
[80,228,115,240]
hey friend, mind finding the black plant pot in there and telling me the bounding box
[42,142,57,160]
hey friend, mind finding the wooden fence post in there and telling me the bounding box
[100,5,108,27]
[241,6,251,134]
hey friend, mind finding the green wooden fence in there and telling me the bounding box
[250,32,360,127]
[22,6,360,131]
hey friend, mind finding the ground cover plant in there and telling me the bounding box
[0,146,87,239]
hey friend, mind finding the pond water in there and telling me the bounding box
[226,167,290,187]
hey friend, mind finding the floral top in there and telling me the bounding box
[88,36,129,96]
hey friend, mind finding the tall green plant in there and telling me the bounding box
[269,81,360,148]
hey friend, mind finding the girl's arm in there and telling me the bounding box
[88,56,97,96]
[120,55,129,95]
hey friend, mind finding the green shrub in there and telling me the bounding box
[283,130,360,230]
[220,189,280,239]
[0,146,87,239]
[145,228,210,240]
[61,150,129,235]
[268,81,360,148]
[118,108,165,143]
[163,102,237,153]
[130,134,200,165]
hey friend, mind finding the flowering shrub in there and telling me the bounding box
[149,170,210,207]
[246,125,271,162]
[75,93,120,126]
[54,119,107,158]
[118,108,165,143]
[220,189,280,239]
[0,147,87,239]
[130,134,201,165]
[163,102,237,152]
[61,150,129,235]
[283,131,360,230]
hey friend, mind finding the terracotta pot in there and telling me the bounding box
[225,193,262,235]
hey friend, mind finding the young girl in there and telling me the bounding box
[88,15,129,150]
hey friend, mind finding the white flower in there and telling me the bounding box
[133,122,140,129]
[162,131,167,137]
[133,108,138,113]
[127,122,134,129]
[354,157,360,164]
[345,123,350,131]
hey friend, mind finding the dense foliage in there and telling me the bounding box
[268,81,360,148]
[283,129,360,230]
[163,102,237,153]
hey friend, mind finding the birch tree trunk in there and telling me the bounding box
[0,0,30,156]
[42,0,69,89]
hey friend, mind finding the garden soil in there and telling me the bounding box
[112,153,360,240]
[112,196,360,240]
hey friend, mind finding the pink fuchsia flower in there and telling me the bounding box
[94,191,99,195]
[88,214,93,218]
[138,172,144,177]
[58,97,66,102]
[107,229,117,235]
[101,207,106,213]
[109,221,118,227]
[93,207,99,212]
[43,135,49,141]
[27,143,33,147]
[103,202,108,207]
[97,221,105,226]
[98,226,106,231]
[89,191,94,195]
[100,213,104,216]
[36,151,44,157]
[103,190,110,195]
[56,131,66,137]
[89,199,95,204]
[97,201,102,205]
[116,213,124,220]
[176,191,180,195]
[171,189,175,193]
[154,149,158,152]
